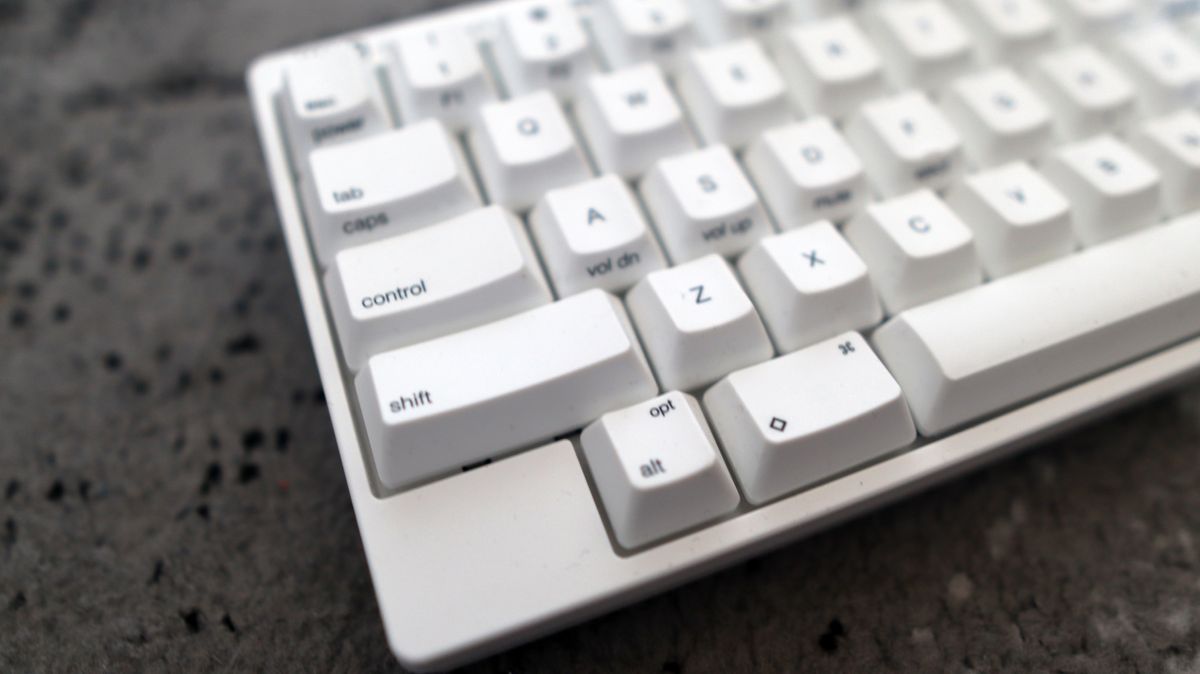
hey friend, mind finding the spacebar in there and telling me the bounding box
[872,215,1200,436]
[355,290,658,491]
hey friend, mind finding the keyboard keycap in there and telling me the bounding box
[301,120,480,265]
[739,221,882,352]
[575,63,695,179]
[744,117,868,227]
[690,0,789,43]
[1134,110,1200,217]
[326,206,551,369]
[1030,45,1136,141]
[676,39,792,147]
[944,162,1074,277]
[386,28,494,131]
[941,68,1054,168]
[870,0,974,91]
[529,175,667,296]
[494,0,595,99]
[581,391,741,548]
[1116,25,1200,115]
[775,16,887,119]
[1046,0,1134,39]
[356,290,657,490]
[704,331,917,505]
[873,214,1200,436]
[845,91,965,196]
[592,0,696,72]
[281,42,390,156]
[1042,135,1161,245]
[640,145,773,262]
[958,0,1057,65]
[471,91,591,210]
[626,254,773,391]
[844,189,982,314]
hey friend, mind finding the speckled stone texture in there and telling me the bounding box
[1,1,1199,672]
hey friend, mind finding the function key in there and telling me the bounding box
[690,0,790,43]
[386,28,495,131]
[494,0,596,99]
[592,0,697,72]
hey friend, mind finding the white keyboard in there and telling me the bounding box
[246,0,1200,669]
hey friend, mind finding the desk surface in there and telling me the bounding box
[2,1,1199,671]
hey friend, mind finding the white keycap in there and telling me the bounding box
[471,91,591,211]
[744,118,868,227]
[529,175,667,296]
[640,146,773,262]
[958,0,1057,65]
[704,331,916,505]
[1116,25,1200,115]
[739,222,882,353]
[1042,135,1162,245]
[575,64,695,179]
[873,214,1200,436]
[1046,0,1135,39]
[302,120,480,265]
[281,42,390,157]
[940,68,1054,168]
[844,189,982,314]
[326,206,551,369]
[870,0,974,91]
[386,28,494,131]
[845,91,965,197]
[626,255,774,391]
[676,40,792,147]
[581,391,741,548]
[690,0,790,43]
[944,162,1074,277]
[1030,46,1136,141]
[494,0,595,99]
[357,289,657,490]
[775,16,887,119]
[789,0,876,20]
[592,0,696,72]
[1134,110,1200,217]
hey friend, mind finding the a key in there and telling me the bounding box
[1030,45,1136,141]
[470,91,591,211]
[844,189,982,314]
[301,120,480,265]
[869,0,974,92]
[690,0,790,43]
[704,331,917,505]
[941,68,1054,168]
[872,214,1200,436]
[1042,135,1162,245]
[357,289,657,491]
[625,254,774,391]
[1115,25,1200,116]
[529,175,668,296]
[581,391,741,548]
[592,0,696,72]
[575,63,695,179]
[775,16,887,119]
[326,206,551,369]
[744,117,868,227]
[386,27,495,131]
[1134,110,1200,217]
[1045,0,1135,40]
[944,162,1074,277]
[739,221,882,352]
[281,42,390,157]
[676,39,793,147]
[494,0,595,99]
[957,0,1057,65]
[845,91,965,197]
[640,145,773,262]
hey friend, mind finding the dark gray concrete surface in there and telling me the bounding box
[1,1,1199,672]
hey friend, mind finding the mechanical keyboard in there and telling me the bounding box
[245,0,1200,669]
